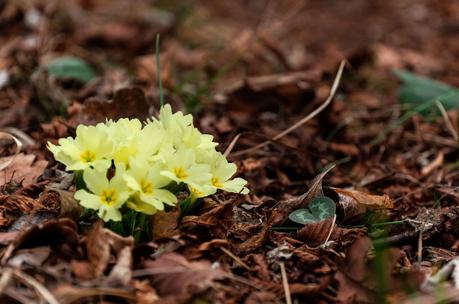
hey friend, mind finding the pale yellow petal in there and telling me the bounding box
[75,190,101,209]
[221,178,249,194]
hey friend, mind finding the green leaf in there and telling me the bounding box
[45,57,96,83]
[393,69,459,114]
[288,196,336,225]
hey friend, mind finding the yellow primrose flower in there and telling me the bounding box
[160,146,211,186]
[158,104,193,130]
[136,123,166,162]
[147,104,194,149]
[47,124,113,172]
[208,152,249,194]
[106,118,143,165]
[123,156,177,212]
[181,126,218,152]
[126,196,158,215]
[188,184,215,201]
[74,167,130,222]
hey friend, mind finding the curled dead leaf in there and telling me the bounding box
[2,218,78,263]
[296,216,336,247]
[72,221,134,280]
[331,187,394,222]
[39,188,81,220]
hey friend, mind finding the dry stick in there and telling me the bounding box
[319,214,337,248]
[58,287,137,303]
[231,60,346,157]
[418,230,423,264]
[224,133,242,157]
[220,247,251,270]
[12,269,60,304]
[435,100,458,141]
[279,262,292,304]
[0,268,12,294]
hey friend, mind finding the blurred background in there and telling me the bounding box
[3,2,459,302]
[1,0,459,193]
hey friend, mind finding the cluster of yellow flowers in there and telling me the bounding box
[48,105,248,222]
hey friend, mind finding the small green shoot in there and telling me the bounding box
[394,69,459,113]
[371,90,459,145]
[371,71,459,145]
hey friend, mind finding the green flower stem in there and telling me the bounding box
[75,170,86,190]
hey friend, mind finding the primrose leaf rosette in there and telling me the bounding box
[48,105,249,222]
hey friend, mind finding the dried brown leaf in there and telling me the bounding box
[181,201,235,240]
[75,87,152,125]
[8,246,50,267]
[331,187,394,222]
[0,231,18,245]
[107,246,132,286]
[2,218,78,263]
[0,153,47,187]
[39,189,81,220]
[73,221,134,280]
[296,216,336,247]
[0,194,42,213]
[85,221,110,279]
[152,209,179,241]
[143,252,227,302]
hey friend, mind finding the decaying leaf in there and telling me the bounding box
[8,246,51,267]
[40,188,81,220]
[106,246,132,286]
[72,221,134,280]
[74,87,153,125]
[143,252,227,302]
[152,208,179,241]
[0,153,47,187]
[2,218,79,263]
[296,216,336,247]
[331,187,394,222]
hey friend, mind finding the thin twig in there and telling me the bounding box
[418,229,423,264]
[224,133,242,157]
[0,268,13,294]
[232,60,346,157]
[435,100,458,141]
[220,246,251,270]
[320,214,336,248]
[12,268,60,304]
[279,262,292,304]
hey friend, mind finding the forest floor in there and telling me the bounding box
[1,0,459,303]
